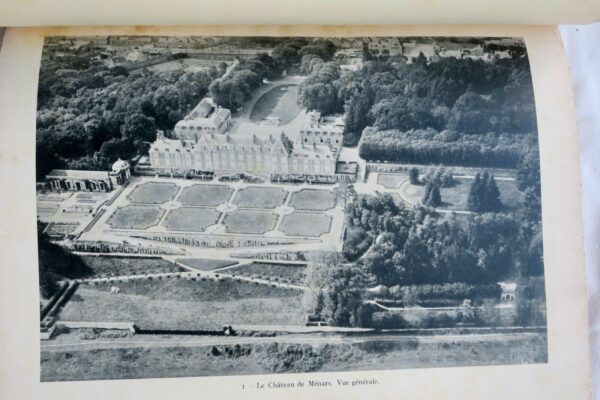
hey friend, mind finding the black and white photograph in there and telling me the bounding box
[35,35,547,382]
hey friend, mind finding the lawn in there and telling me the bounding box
[225,262,307,285]
[289,189,336,211]
[107,205,164,230]
[232,186,288,209]
[162,207,220,232]
[178,184,233,206]
[59,278,305,330]
[279,212,332,237]
[249,84,301,125]
[377,173,409,189]
[398,177,522,211]
[79,255,185,277]
[176,258,238,271]
[223,210,277,234]
[128,182,180,204]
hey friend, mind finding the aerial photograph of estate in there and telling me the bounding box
[35,35,547,381]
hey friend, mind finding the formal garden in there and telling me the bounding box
[107,204,164,230]
[178,184,233,206]
[289,188,336,211]
[127,182,180,204]
[162,207,221,232]
[223,209,278,234]
[279,212,332,237]
[232,186,289,209]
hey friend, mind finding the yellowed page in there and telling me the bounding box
[0,1,599,26]
[0,25,591,399]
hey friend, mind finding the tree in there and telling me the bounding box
[467,173,484,212]
[37,222,91,298]
[516,147,541,195]
[409,167,419,185]
[423,180,442,207]
[324,263,370,327]
[483,173,502,212]
[467,171,503,212]
[120,113,157,143]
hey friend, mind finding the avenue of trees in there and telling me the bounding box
[209,39,338,110]
[358,128,533,168]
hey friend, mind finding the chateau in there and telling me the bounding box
[148,99,353,182]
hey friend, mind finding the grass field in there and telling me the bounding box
[289,189,336,211]
[223,210,277,234]
[225,262,307,285]
[399,176,522,211]
[107,205,164,230]
[232,186,288,209]
[60,278,304,330]
[378,173,409,189]
[279,212,332,237]
[178,184,233,206]
[79,255,185,277]
[162,207,220,232]
[128,182,180,204]
[41,333,547,381]
[249,85,301,125]
[176,258,238,271]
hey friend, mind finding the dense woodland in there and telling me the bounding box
[36,46,224,179]
[306,149,544,328]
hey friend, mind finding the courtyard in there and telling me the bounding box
[249,84,301,125]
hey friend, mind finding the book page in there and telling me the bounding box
[0,1,599,26]
[0,25,591,399]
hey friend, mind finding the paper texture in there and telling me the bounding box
[0,1,599,27]
[0,25,591,399]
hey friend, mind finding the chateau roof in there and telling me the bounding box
[185,98,213,119]
[150,132,291,154]
[46,169,109,180]
[291,142,334,158]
